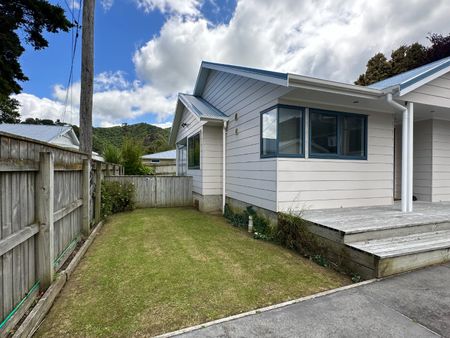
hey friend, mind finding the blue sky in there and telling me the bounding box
[15,0,450,128]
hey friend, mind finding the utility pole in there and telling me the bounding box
[79,0,95,156]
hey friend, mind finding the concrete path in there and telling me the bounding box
[177,263,450,338]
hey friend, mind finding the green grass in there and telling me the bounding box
[36,208,349,337]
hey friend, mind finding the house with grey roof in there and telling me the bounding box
[169,57,450,278]
[142,149,176,175]
[169,57,450,214]
[0,124,104,161]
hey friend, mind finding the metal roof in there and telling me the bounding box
[193,61,289,96]
[179,93,228,120]
[368,56,450,91]
[142,149,176,160]
[0,124,77,144]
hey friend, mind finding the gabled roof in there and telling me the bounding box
[193,61,289,96]
[179,93,228,120]
[0,124,79,145]
[369,56,450,95]
[142,149,176,160]
[169,93,228,145]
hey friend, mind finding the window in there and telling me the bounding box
[309,109,367,159]
[150,159,160,163]
[261,105,304,157]
[310,112,337,155]
[188,133,200,169]
[261,108,277,156]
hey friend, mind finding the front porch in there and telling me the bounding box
[301,202,450,278]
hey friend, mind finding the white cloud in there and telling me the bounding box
[133,0,450,90]
[15,71,176,127]
[134,0,202,16]
[100,0,114,11]
[15,0,450,127]
[70,0,80,10]
[152,121,173,129]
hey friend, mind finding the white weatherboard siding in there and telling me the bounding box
[202,70,292,211]
[402,71,450,108]
[432,119,450,202]
[413,120,433,201]
[176,107,204,194]
[394,125,402,200]
[202,125,223,196]
[277,111,394,211]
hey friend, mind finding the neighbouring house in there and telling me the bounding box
[169,57,450,214]
[0,123,104,161]
[142,149,176,175]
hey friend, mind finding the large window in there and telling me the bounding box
[188,133,200,169]
[309,109,367,159]
[261,105,304,157]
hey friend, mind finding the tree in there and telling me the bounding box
[103,144,122,164]
[355,53,392,85]
[356,33,450,86]
[426,33,450,63]
[121,138,151,175]
[0,0,72,122]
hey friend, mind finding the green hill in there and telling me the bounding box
[74,123,172,155]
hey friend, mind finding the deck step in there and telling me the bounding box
[348,230,450,277]
[343,220,450,243]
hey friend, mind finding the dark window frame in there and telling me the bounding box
[260,104,305,159]
[309,109,368,160]
[187,132,201,169]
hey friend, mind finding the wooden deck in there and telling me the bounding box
[301,202,450,278]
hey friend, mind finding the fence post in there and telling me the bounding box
[95,161,102,222]
[106,163,111,176]
[36,152,54,290]
[82,159,91,236]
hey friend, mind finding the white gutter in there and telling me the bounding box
[385,93,411,212]
[222,120,228,214]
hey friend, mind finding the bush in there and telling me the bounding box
[101,180,136,217]
[103,144,122,164]
[121,138,151,175]
[277,212,330,265]
[223,204,273,240]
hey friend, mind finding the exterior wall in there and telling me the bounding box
[413,120,433,201]
[202,125,223,196]
[401,71,450,108]
[394,125,401,200]
[432,119,450,201]
[276,107,395,211]
[193,192,222,213]
[202,70,292,212]
[176,107,204,195]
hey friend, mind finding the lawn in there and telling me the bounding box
[36,208,350,337]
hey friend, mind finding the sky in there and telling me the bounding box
[14,0,450,129]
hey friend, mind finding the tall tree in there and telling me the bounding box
[0,0,72,122]
[355,53,392,85]
[356,33,450,86]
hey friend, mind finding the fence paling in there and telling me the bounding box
[0,132,123,336]
[104,176,193,208]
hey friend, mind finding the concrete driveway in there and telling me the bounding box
[177,263,450,338]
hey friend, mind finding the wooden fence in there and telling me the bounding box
[0,132,121,335]
[105,176,193,208]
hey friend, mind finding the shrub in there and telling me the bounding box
[101,180,136,217]
[121,138,151,175]
[277,212,330,265]
[223,204,274,240]
[103,144,122,164]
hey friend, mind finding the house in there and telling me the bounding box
[170,57,450,214]
[0,124,104,161]
[142,149,176,175]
